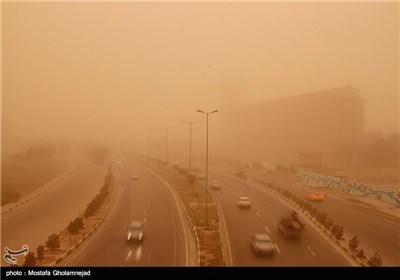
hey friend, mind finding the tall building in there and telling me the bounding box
[219,85,366,165]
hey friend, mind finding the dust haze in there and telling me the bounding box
[2,2,399,162]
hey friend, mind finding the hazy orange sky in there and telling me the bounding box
[2,2,399,150]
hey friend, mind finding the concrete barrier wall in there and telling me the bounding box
[299,171,400,207]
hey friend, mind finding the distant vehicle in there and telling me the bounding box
[251,233,277,256]
[211,180,222,190]
[237,197,251,208]
[196,173,206,180]
[278,211,305,239]
[131,173,139,180]
[126,221,144,242]
[306,192,326,202]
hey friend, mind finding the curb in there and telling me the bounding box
[1,170,70,215]
[231,176,360,266]
[141,165,201,267]
[209,191,232,266]
[47,174,116,266]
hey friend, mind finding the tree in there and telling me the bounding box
[348,235,360,252]
[335,226,344,240]
[360,134,399,167]
[357,249,365,259]
[367,252,383,267]
[187,174,196,194]
[36,245,44,261]
[68,217,84,234]
[173,164,180,173]
[324,218,333,231]
[46,234,60,251]
[23,252,36,267]
[331,224,339,236]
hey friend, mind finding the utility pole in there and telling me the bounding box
[196,109,218,227]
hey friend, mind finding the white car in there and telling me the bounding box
[237,197,251,208]
[211,180,222,190]
[251,233,277,256]
[131,173,139,180]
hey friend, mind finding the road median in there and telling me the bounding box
[132,155,225,266]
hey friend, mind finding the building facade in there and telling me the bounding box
[219,85,366,165]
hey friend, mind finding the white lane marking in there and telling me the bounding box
[275,244,281,254]
[307,246,316,256]
[143,217,146,224]
[124,249,133,262]
[134,246,143,261]
[140,165,189,266]
[256,212,261,218]
[264,225,270,233]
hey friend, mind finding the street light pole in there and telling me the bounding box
[147,128,150,158]
[161,126,172,165]
[196,109,218,228]
[181,121,201,176]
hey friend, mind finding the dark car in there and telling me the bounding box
[126,221,144,242]
[211,180,222,190]
[251,233,277,255]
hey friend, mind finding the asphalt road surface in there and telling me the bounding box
[60,160,189,266]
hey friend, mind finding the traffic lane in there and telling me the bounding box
[62,162,186,266]
[209,172,351,266]
[1,165,107,259]
[210,182,322,266]
[212,167,400,265]
[256,172,400,265]
[125,162,187,266]
[248,192,352,266]
[61,171,149,266]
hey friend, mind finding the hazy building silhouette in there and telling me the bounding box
[220,85,366,165]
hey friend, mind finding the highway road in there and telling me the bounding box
[241,170,400,266]
[208,166,400,266]
[1,161,107,266]
[60,160,191,266]
[208,170,353,266]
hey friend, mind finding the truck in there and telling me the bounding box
[278,211,305,239]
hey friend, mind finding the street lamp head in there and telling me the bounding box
[211,110,219,114]
[197,109,204,113]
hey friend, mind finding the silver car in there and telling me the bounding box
[126,221,144,242]
[237,196,251,208]
[251,233,277,255]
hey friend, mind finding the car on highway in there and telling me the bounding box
[237,196,251,208]
[131,173,139,180]
[196,173,206,180]
[126,221,144,242]
[306,192,326,202]
[211,180,222,190]
[251,233,277,256]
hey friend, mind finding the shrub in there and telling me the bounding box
[46,234,60,251]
